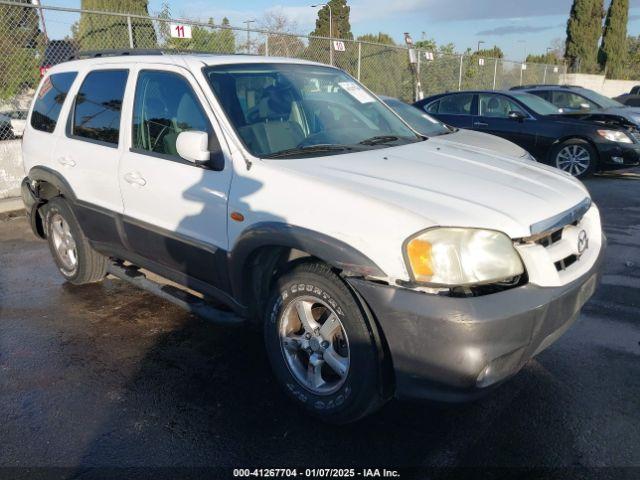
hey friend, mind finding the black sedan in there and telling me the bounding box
[414,90,640,178]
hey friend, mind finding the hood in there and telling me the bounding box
[598,106,640,124]
[269,140,590,238]
[552,111,638,129]
[433,128,527,157]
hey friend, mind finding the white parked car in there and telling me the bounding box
[6,110,28,137]
[21,53,604,423]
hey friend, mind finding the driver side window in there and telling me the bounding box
[479,94,524,118]
[132,70,211,158]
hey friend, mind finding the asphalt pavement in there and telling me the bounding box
[0,172,638,479]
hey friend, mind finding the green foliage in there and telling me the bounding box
[311,0,352,40]
[598,0,628,78]
[77,0,157,49]
[0,0,41,100]
[525,53,562,64]
[565,0,605,72]
[355,33,413,101]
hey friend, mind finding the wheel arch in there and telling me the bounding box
[548,135,600,166]
[228,222,386,319]
[24,166,78,238]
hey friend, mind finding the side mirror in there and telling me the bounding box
[176,131,210,164]
[508,110,525,121]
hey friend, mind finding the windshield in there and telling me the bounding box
[382,98,451,136]
[577,88,624,108]
[204,63,419,158]
[510,92,561,115]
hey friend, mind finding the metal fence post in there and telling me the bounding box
[493,58,498,90]
[458,54,464,91]
[542,64,547,84]
[265,36,269,56]
[127,15,134,49]
[357,41,361,81]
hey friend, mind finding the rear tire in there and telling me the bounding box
[551,139,597,178]
[264,261,387,423]
[42,197,108,285]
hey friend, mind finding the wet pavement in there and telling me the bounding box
[0,173,639,478]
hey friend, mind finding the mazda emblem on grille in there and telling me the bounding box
[577,229,589,256]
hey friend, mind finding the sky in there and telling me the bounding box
[43,0,640,61]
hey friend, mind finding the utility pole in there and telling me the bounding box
[243,19,256,54]
[311,3,333,66]
[477,40,485,53]
[404,32,423,101]
[31,0,49,43]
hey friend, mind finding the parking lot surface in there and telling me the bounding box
[0,173,639,477]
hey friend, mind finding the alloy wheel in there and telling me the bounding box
[556,144,591,177]
[50,213,78,273]
[279,296,350,396]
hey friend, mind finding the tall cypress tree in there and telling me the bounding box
[77,0,157,50]
[565,0,604,72]
[311,0,352,40]
[599,0,629,78]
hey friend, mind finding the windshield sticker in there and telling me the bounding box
[338,82,375,103]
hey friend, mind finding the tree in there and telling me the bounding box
[258,9,304,57]
[356,33,413,101]
[526,52,562,64]
[565,0,605,72]
[310,0,352,40]
[0,0,41,100]
[77,0,157,50]
[599,0,629,78]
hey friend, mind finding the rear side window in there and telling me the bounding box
[31,72,77,133]
[132,70,211,158]
[72,70,128,146]
[438,94,474,115]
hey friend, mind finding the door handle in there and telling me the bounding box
[473,122,489,127]
[57,156,76,167]
[124,172,147,186]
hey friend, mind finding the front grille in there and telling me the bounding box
[629,130,640,143]
[536,228,563,248]
[554,254,578,272]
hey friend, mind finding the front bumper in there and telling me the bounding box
[598,142,640,169]
[348,236,605,402]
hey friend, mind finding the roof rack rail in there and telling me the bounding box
[70,49,166,60]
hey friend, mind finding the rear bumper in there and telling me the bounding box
[20,177,44,238]
[348,236,605,402]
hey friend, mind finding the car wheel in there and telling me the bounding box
[552,139,597,178]
[264,261,386,423]
[42,197,108,284]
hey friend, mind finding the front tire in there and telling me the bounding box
[42,197,108,285]
[551,139,597,178]
[264,261,386,423]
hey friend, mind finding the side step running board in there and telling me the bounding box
[107,261,244,326]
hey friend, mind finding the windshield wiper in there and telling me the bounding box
[262,144,354,159]
[358,135,401,146]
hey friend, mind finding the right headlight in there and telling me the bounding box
[404,227,524,286]
[597,129,632,143]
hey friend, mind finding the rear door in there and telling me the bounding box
[422,93,474,128]
[51,65,130,249]
[118,64,233,292]
[473,93,535,152]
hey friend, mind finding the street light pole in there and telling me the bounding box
[243,19,256,54]
[477,40,484,53]
[312,3,333,66]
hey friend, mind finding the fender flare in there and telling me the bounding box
[27,166,78,201]
[227,222,386,304]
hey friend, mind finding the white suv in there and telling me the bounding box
[21,53,604,423]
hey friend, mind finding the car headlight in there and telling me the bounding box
[597,129,632,143]
[404,228,525,286]
[520,151,537,162]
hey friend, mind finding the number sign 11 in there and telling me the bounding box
[170,23,192,39]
